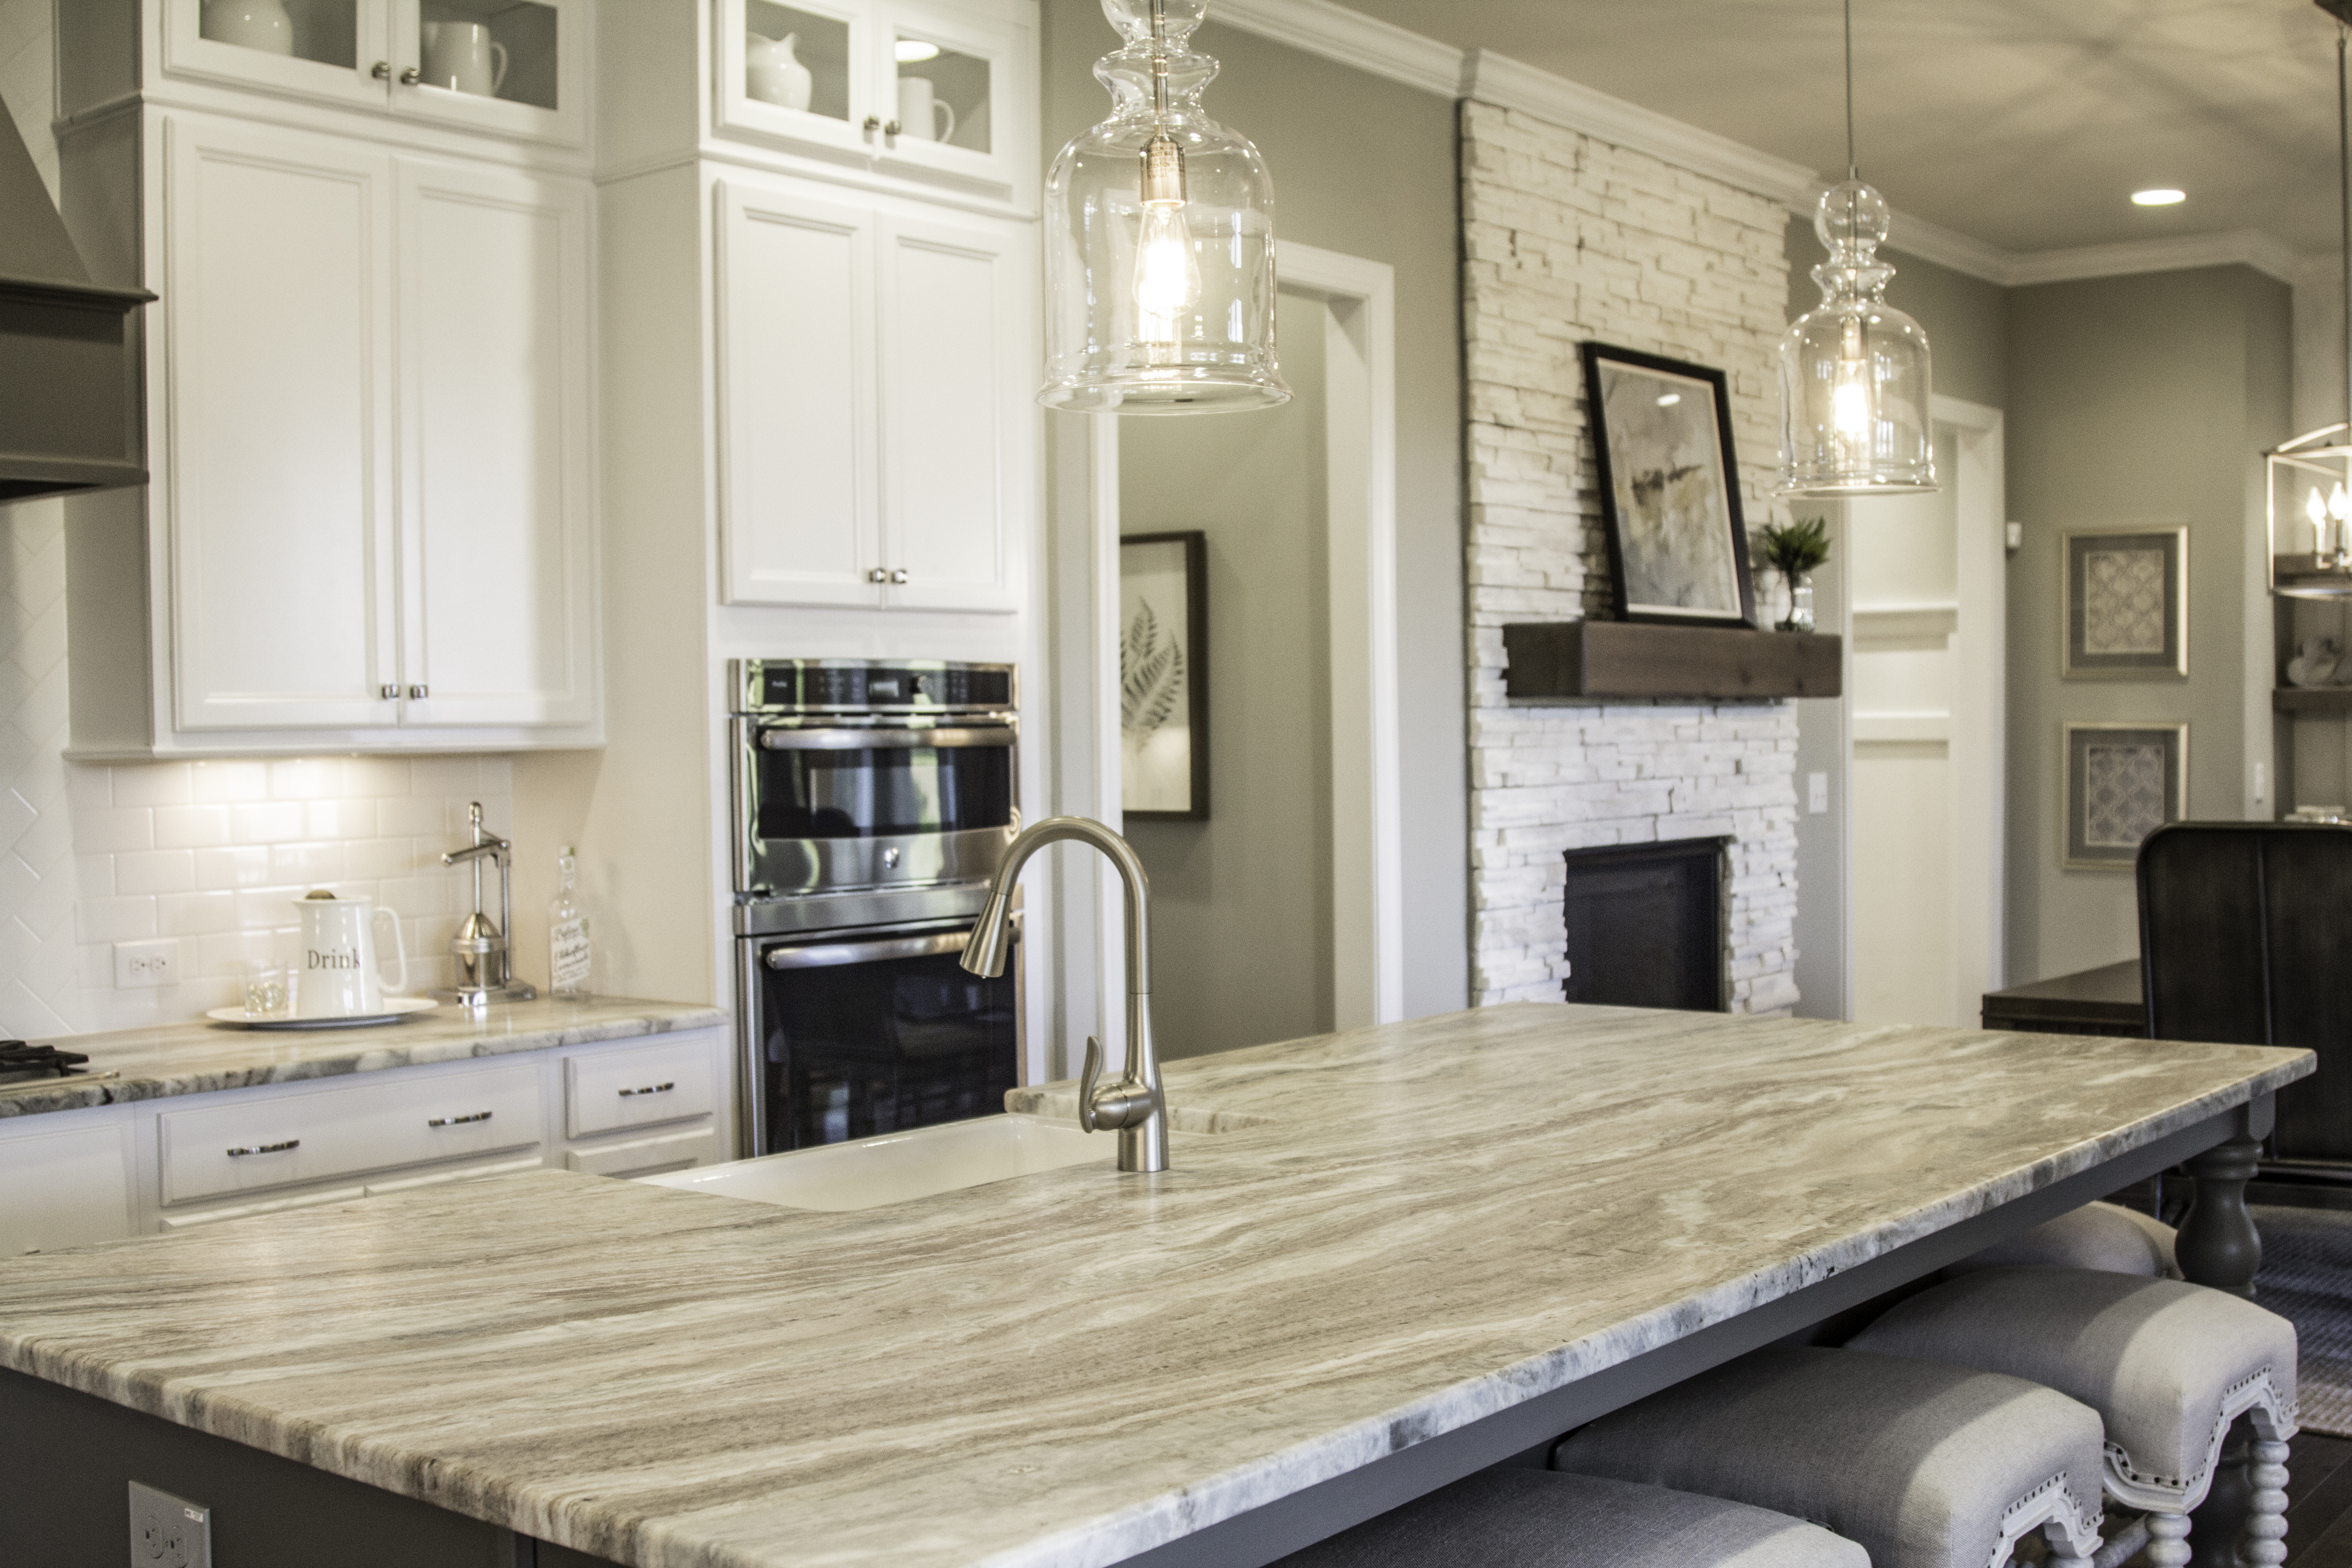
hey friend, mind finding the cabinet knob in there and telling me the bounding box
[862,115,882,134]
[889,568,909,585]
[380,683,399,701]
[371,61,392,80]
[407,684,428,700]
[399,66,421,86]
[867,568,889,583]
[884,120,902,139]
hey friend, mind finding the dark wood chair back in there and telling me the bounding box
[2137,820,2352,1163]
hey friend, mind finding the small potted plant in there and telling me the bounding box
[1759,516,1830,632]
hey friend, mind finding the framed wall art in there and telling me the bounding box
[1119,531,1209,820]
[1579,341,1756,627]
[2062,721,2186,870]
[2063,527,2187,680]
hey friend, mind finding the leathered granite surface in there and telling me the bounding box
[0,1004,2313,1568]
[0,996,728,1117]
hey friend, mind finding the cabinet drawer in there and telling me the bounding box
[566,1125,723,1180]
[565,1039,717,1139]
[159,1063,543,1206]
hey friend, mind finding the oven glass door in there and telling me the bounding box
[754,925,1019,1153]
[739,724,1015,896]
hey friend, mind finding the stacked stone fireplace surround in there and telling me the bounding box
[1461,100,1801,1014]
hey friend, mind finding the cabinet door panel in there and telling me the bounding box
[165,116,399,730]
[717,181,881,607]
[398,160,595,727]
[877,213,1017,612]
[160,0,395,114]
[385,0,589,148]
[0,1113,132,1256]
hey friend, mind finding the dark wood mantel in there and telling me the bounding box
[1503,621,1842,703]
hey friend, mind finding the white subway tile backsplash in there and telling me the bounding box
[190,760,269,803]
[229,801,309,844]
[269,841,345,887]
[114,849,196,896]
[73,804,154,854]
[193,846,271,891]
[377,796,448,837]
[306,798,377,840]
[109,764,190,808]
[157,890,239,936]
[269,759,338,800]
[153,804,232,849]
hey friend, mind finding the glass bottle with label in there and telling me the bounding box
[549,846,592,999]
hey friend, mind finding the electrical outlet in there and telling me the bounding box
[128,1480,211,1568]
[113,938,180,990]
[1807,771,1830,814]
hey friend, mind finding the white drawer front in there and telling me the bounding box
[566,1038,716,1139]
[567,1125,722,1180]
[159,1062,543,1206]
[0,1113,132,1254]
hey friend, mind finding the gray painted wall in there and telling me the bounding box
[1784,220,2010,1020]
[1041,3,1470,1021]
[2003,265,2289,983]
[1121,309,1334,1058]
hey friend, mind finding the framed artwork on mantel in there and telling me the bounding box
[1119,531,1209,820]
[2063,721,2187,871]
[1579,341,1756,628]
[2063,526,2188,680]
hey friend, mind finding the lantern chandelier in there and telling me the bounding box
[1039,0,1289,414]
[2269,5,2352,598]
[1778,0,1937,496]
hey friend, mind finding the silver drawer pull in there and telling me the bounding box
[619,1082,676,1098]
[226,1140,299,1157]
[427,1111,494,1127]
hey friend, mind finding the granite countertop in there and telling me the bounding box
[0,1004,2313,1568]
[0,996,730,1118]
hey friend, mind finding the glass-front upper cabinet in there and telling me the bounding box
[715,0,1035,209]
[163,0,586,147]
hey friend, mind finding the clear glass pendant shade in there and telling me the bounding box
[1778,181,1936,495]
[2268,426,2352,598]
[1040,0,1288,413]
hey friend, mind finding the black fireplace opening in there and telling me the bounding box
[1561,837,1730,1012]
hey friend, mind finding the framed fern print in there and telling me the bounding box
[1120,531,1209,819]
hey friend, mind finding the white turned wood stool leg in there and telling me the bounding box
[2044,1518,2095,1567]
[2244,1436,2291,1567]
[2142,1509,2191,1568]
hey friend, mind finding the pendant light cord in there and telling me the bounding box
[1844,0,1857,181]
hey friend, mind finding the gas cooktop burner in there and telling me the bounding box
[0,1040,113,1094]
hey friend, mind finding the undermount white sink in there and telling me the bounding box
[637,1114,1111,1212]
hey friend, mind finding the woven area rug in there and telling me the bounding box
[2252,1204,2352,1438]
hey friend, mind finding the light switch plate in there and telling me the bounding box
[1807,772,1830,814]
[129,1480,211,1568]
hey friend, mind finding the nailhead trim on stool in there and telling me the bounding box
[1551,1346,2107,1568]
[1847,1266,2297,1567]
[1269,1469,1869,1568]
[1946,1201,2178,1280]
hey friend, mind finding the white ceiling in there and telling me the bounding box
[1333,0,2347,260]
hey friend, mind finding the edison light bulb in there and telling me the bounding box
[2331,481,2348,523]
[1831,317,1872,441]
[1134,201,1200,344]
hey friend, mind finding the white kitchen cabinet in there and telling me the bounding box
[715,0,1036,211]
[0,1028,732,1245]
[60,108,602,756]
[0,1109,135,1256]
[718,176,1025,613]
[144,0,589,149]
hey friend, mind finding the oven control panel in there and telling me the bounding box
[733,660,1014,716]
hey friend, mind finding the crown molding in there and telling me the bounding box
[1460,48,1817,205]
[1208,0,1460,97]
[1214,0,2310,290]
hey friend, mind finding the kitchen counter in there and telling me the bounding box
[0,1003,2312,1568]
[0,996,728,1118]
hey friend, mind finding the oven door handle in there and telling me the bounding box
[764,930,977,969]
[757,726,1015,751]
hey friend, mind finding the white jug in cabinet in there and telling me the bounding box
[294,892,408,1018]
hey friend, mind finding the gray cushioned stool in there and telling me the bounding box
[1552,1345,2107,1568]
[1272,1469,1867,1568]
[1948,1200,2178,1279]
[1849,1265,2297,1567]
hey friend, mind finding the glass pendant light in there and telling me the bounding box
[1778,0,1936,496]
[2269,15,2352,598]
[1040,0,1289,413]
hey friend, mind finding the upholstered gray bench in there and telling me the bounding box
[1271,1469,1867,1568]
[1553,1345,2107,1568]
[1949,1199,2178,1279]
[1849,1265,2296,1568]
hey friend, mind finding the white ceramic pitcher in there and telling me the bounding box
[746,31,813,110]
[421,20,509,97]
[294,892,409,1019]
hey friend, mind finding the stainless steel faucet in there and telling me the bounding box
[960,815,1166,1173]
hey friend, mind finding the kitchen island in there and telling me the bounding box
[0,1003,2312,1568]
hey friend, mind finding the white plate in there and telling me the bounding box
[205,997,441,1030]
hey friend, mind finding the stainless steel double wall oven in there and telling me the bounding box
[730,660,1022,1155]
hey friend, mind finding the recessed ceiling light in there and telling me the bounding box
[1656,393,1681,407]
[895,39,941,63]
[2132,188,2186,207]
